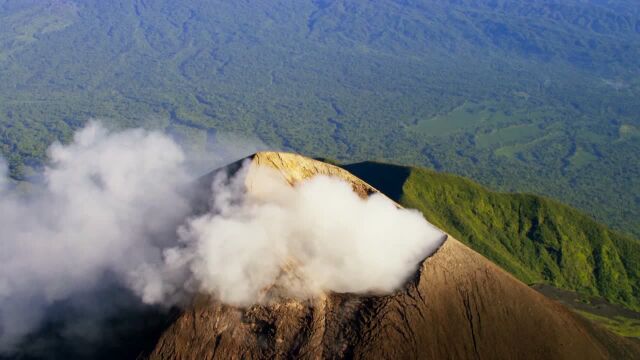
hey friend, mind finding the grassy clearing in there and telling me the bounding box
[576,311,640,338]
[411,102,485,137]
[475,123,543,148]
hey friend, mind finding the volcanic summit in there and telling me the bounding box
[147,152,640,360]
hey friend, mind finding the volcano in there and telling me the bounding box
[147,152,640,359]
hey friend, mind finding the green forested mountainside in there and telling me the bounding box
[1,0,639,236]
[342,161,640,313]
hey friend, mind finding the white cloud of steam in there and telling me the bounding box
[137,166,446,306]
[0,122,445,351]
[0,122,192,350]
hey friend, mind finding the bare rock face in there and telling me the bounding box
[248,152,381,199]
[149,152,640,360]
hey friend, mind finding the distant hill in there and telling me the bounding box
[342,161,640,316]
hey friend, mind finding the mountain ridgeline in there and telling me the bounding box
[342,161,640,313]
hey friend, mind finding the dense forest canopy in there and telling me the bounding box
[1,0,639,236]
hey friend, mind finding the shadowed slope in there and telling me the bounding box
[342,162,411,201]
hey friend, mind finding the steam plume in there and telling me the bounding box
[0,122,191,350]
[0,122,445,352]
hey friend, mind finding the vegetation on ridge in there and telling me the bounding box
[343,161,640,316]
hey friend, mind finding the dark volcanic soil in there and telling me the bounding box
[150,237,640,359]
